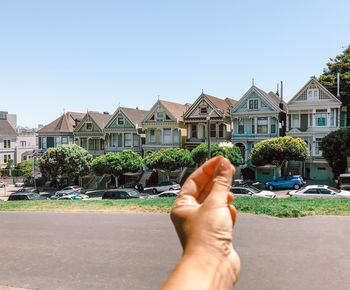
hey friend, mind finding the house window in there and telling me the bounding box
[291,114,300,128]
[249,99,258,110]
[86,123,92,130]
[3,140,10,149]
[191,125,197,138]
[149,130,155,143]
[174,129,179,144]
[56,137,60,146]
[218,124,224,138]
[62,137,68,144]
[4,154,11,163]
[118,117,124,125]
[316,110,327,126]
[101,139,105,150]
[81,138,87,149]
[210,123,216,137]
[89,139,95,150]
[20,141,26,147]
[156,112,164,121]
[133,134,139,147]
[117,134,122,147]
[251,120,255,134]
[200,107,208,114]
[124,133,132,147]
[238,120,244,134]
[42,137,47,149]
[163,129,172,144]
[271,123,276,134]
[307,88,319,101]
[111,134,117,147]
[315,138,322,155]
[257,117,268,133]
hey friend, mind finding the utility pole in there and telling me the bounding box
[207,116,211,160]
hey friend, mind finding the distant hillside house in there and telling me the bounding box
[37,112,85,152]
[73,111,111,157]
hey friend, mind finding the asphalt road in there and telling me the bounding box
[0,212,349,290]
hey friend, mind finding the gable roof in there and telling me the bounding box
[0,119,17,136]
[37,112,85,134]
[288,76,342,105]
[159,100,191,120]
[204,94,237,117]
[120,107,149,127]
[232,86,285,113]
[86,111,111,129]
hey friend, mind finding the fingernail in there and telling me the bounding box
[216,158,230,173]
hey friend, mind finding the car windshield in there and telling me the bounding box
[328,186,341,193]
[128,190,139,197]
[247,186,262,193]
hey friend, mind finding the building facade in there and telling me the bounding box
[142,100,189,157]
[104,107,148,156]
[230,86,286,182]
[74,111,111,157]
[15,133,37,163]
[37,112,85,152]
[286,77,343,180]
[0,111,17,169]
[183,93,236,151]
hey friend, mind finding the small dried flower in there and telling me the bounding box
[219,142,233,150]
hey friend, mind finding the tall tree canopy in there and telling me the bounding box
[318,45,350,105]
[143,148,193,177]
[91,150,143,186]
[320,128,350,177]
[39,144,93,182]
[249,137,309,167]
[191,142,244,166]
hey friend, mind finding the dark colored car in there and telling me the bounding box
[118,183,144,192]
[266,175,304,190]
[8,192,46,201]
[102,189,140,200]
[15,187,40,194]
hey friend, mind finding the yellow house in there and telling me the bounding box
[141,100,190,157]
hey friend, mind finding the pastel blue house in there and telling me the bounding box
[230,86,286,182]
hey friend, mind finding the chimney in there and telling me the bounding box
[276,83,279,96]
[279,81,284,109]
[103,111,109,115]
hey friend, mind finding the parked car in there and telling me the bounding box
[50,190,89,200]
[15,182,24,187]
[152,181,180,194]
[61,186,87,194]
[146,190,180,199]
[266,175,304,190]
[289,185,350,199]
[8,192,46,201]
[58,194,89,200]
[0,181,6,188]
[230,186,276,198]
[119,183,144,192]
[15,187,40,194]
[336,173,350,189]
[102,189,140,200]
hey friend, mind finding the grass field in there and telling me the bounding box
[1,197,350,217]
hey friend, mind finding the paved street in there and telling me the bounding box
[0,212,349,290]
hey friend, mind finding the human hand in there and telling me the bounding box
[170,156,240,287]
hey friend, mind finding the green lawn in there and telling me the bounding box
[1,197,350,217]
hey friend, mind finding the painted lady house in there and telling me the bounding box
[230,85,286,182]
[286,77,345,180]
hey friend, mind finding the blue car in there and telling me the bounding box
[266,175,304,190]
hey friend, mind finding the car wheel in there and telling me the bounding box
[268,185,274,191]
[152,188,157,194]
[169,188,173,191]
[293,184,300,190]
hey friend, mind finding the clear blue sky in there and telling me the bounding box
[1,0,349,128]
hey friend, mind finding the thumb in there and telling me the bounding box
[205,157,233,204]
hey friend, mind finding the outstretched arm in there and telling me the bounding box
[161,156,240,290]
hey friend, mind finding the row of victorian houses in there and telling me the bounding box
[36,77,347,182]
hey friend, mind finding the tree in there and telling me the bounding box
[39,144,93,183]
[318,45,350,123]
[91,150,143,186]
[17,159,39,177]
[320,128,350,177]
[191,142,244,166]
[249,137,309,172]
[143,148,193,180]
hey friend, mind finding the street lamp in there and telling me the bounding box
[207,116,211,160]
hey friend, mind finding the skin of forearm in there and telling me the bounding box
[161,247,238,290]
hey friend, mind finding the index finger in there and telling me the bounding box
[179,156,223,199]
